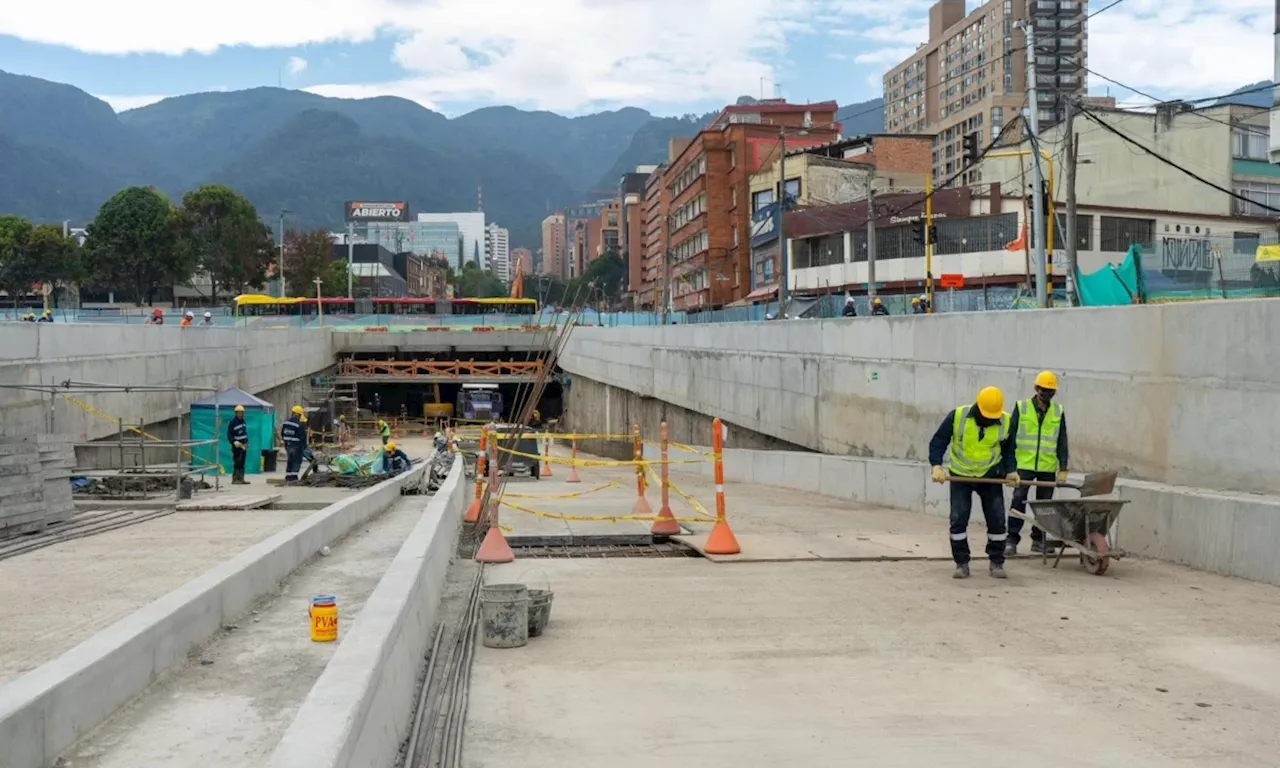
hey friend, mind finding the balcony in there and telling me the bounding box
[1031,0,1058,14]
[1035,54,1061,71]
[1055,36,1081,50]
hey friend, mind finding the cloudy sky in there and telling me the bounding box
[0,0,1271,116]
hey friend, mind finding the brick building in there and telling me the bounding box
[618,170,652,304]
[650,100,842,310]
[511,247,533,278]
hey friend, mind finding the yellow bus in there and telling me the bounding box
[451,297,539,316]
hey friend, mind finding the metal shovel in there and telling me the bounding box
[946,470,1118,497]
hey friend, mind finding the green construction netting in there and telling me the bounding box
[189,406,276,475]
[1076,244,1141,307]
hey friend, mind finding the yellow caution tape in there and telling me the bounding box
[501,480,621,500]
[643,466,715,520]
[494,445,704,467]
[58,393,226,473]
[499,498,710,525]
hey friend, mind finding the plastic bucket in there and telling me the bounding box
[527,589,554,637]
[309,595,338,642]
[480,584,529,649]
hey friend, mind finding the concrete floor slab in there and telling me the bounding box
[0,508,314,685]
[63,495,426,767]
[464,557,1280,768]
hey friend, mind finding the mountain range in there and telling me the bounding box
[4,68,1264,250]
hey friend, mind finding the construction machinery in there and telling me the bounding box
[457,383,503,421]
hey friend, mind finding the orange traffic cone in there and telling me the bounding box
[474,526,514,563]
[464,480,483,524]
[703,417,739,555]
[565,438,581,483]
[703,519,740,555]
[541,439,553,477]
[632,478,653,516]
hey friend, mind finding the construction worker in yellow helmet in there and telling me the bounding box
[1005,371,1070,556]
[227,404,250,484]
[281,405,308,482]
[377,418,392,446]
[928,386,1018,580]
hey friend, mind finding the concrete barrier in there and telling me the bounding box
[0,466,425,768]
[645,445,1280,587]
[268,457,468,768]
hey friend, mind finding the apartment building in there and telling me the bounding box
[511,247,533,278]
[883,0,1087,185]
[619,169,653,303]
[485,222,511,281]
[540,213,566,278]
[639,161,671,309]
[649,100,841,310]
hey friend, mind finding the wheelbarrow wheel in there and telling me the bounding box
[1080,532,1110,575]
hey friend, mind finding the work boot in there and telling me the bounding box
[952,563,971,579]
[1004,541,1017,557]
[990,563,1008,579]
[1030,539,1045,554]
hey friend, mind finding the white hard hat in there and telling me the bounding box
[185,311,194,317]
[204,311,212,318]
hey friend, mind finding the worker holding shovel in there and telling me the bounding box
[929,387,1019,580]
[1006,371,1070,555]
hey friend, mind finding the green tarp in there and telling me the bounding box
[1076,244,1141,307]
[188,389,276,475]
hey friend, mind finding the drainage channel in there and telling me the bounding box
[456,536,700,560]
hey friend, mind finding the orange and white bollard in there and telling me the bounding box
[651,421,680,536]
[565,437,581,483]
[541,436,554,477]
[464,427,487,524]
[631,424,652,516]
[703,417,740,555]
[475,428,514,563]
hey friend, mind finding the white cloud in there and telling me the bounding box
[1,0,820,113]
[95,94,169,112]
[287,56,308,75]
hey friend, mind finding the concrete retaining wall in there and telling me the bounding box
[646,444,1280,587]
[0,466,424,768]
[0,324,334,441]
[268,458,468,768]
[564,300,1280,496]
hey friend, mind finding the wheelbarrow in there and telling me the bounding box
[1015,499,1128,575]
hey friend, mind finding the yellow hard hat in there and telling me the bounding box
[291,405,304,415]
[338,414,346,421]
[234,405,245,413]
[911,297,920,304]
[386,441,397,452]
[873,297,883,305]
[976,386,1005,419]
[1034,371,1059,391]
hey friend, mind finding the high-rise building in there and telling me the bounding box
[415,212,485,270]
[485,222,511,281]
[366,221,463,264]
[511,248,534,278]
[541,213,566,278]
[882,0,1088,185]
[619,168,653,304]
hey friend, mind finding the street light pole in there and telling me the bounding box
[277,209,292,298]
[777,127,788,317]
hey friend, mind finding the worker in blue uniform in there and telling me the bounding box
[281,405,308,482]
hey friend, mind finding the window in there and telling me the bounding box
[1234,231,1261,256]
[1232,127,1269,160]
[730,185,738,209]
[752,189,775,212]
[1234,181,1280,217]
[606,211,618,226]
[1099,216,1155,252]
[779,178,801,203]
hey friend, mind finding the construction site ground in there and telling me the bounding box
[462,452,1280,767]
[63,494,428,767]
[1,434,439,686]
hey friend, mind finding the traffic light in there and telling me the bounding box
[962,132,980,165]
[928,225,939,245]
[912,220,926,245]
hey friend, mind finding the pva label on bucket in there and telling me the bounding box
[309,595,339,642]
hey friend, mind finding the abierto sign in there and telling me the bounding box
[345,201,410,222]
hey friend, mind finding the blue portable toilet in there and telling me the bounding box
[188,388,276,475]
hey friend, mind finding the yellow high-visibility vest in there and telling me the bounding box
[1015,399,1063,473]
[947,405,1010,478]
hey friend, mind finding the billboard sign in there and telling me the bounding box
[345,201,410,222]
[751,203,779,247]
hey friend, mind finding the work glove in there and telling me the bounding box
[1056,470,1068,485]
[1004,471,1021,487]
[234,441,244,450]
[931,466,947,484]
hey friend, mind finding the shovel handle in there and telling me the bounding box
[946,475,1058,488]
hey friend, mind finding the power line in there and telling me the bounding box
[1076,104,1280,215]
[841,0,1131,128]
[1082,66,1270,136]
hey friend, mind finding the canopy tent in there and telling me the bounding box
[188,388,276,475]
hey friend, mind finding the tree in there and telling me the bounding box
[581,251,626,302]
[175,185,272,299]
[283,228,340,296]
[0,216,38,310]
[84,187,191,305]
[453,263,507,298]
[27,225,83,307]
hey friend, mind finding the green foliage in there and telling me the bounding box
[175,185,272,298]
[284,228,347,297]
[83,186,190,305]
[453,264,507,298]
[564,251,626,306]
[0,217,84,306]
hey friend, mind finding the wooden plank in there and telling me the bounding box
[175,494,282,511]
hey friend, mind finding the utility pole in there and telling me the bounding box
[277,209,291,297]
[777,127,789,317]
[1064,97,1080,306]
[346,221,355,299]
[925,173,935,312]
[1020,20,1049,308]
[315,277,325,327]
[865,170,877,297]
